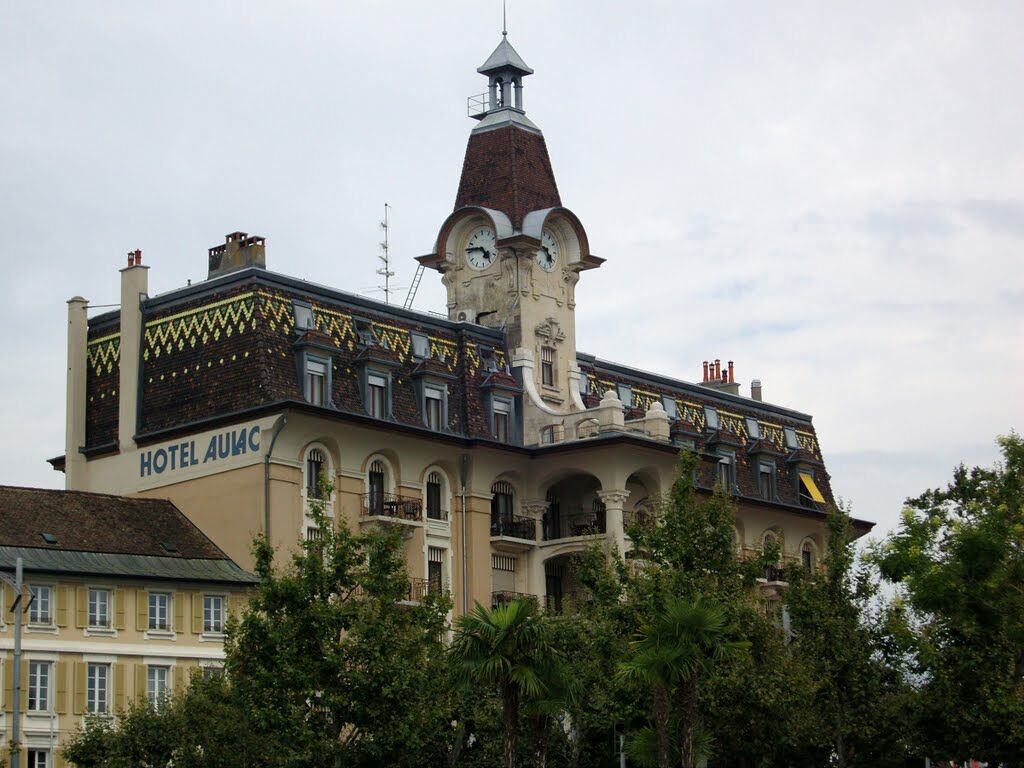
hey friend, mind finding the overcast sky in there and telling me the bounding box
[2,1,1021,544]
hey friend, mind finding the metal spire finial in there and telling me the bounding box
[502,0,507,36]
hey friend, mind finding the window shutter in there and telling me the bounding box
[2,657,11,711]
[192,594,204,635]
[173,593,185,633]
[76,587,88,628]
[113,663,126,712]
[74,662,87,715]
[135,664,147,704]
[56,585,70,627]
[136,590,148,631]
[2,583,13,625]
[19,660,28,711]
[114,589,126,630]
[229,593,247,620]
[55,660,69,714]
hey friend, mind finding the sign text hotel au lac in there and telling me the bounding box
[139,424,261,478]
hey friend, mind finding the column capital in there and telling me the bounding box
[597,489,631,507]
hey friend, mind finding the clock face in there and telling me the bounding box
[535,228,559,272]
[465,227,497,270]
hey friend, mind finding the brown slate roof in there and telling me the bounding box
[454,125,561,229]
[0,486,228,560]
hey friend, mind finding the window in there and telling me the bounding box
[426,472,445,520]
[425,387,443,430]
[801,540,816,572]
[492,399,511,442]
[758,462,775,501]
[354,318,377,346]
[798,472,826,507]
[540,426,555,445]
[305,525,322,541]
[292,300,314,330]
[616,383,632,407]
[29,585,51,624]
[306,448,325,498]
[704,406,720,431]
[784,426,799,450]
[491,481,515,521]
[202,666,224,681]
[204,595,225,634]
[479,345,501,373]
[716,453,735,490]
[368,459,388,515]
[147,666,169,710]
[540,347,555,386]
[367,373,388,418]
[87,662,109,714]
[428,547,445,593]
[411,332,429,359]
[661,395,678,419]
[578,374,590,396]
[88,588,111,628]
[491,554,517,572]
[28,661,50,711]
[305,358,327,406]
[745,417,761,440]
[148,592,170,631]
[27,751,48,768]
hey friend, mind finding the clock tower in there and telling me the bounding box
[418,33,604,443]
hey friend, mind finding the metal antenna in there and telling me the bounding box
[376,203,394,304]
[502,0,507,36]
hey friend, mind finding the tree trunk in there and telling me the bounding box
[677,673,697,768]
[653,681,672,768]
[503,688,520,768]
[532,715,549,768]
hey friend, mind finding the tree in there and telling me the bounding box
[873,433,1024,764]
[448,598,568,768]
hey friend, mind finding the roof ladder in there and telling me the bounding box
[403,263,425,310]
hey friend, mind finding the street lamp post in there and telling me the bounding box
[1,558,28,768]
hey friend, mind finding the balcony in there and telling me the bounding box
[491,590,537,609]
[542,506,607,541]
[491,514,540,544]
[543,591,581,614]
[623,508,655,534]
[360,492,423,522]
[425,505,449,522]
[763,565,787,584]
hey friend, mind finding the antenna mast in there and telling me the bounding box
[376,203,394,304]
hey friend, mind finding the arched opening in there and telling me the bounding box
[544,553,584,613]
[491,480,532,538]
[801,538,818,572]
[542,474,603,541]
[425,470,448,521]
[301,444,334,540]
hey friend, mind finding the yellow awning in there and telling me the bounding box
[800,473,826,504]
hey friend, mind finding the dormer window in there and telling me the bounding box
[661,395,678,419]
[758,461,776,501]
[424,386,445,430]
[784,426,799,450]
[704,406,720,431]
[479,345,501,373]
[616,383,632,407]
[354,318,377,347]
[798,471,826,508]
[304,358,328,406]
[578,374,590,396]
[493,399,511,442]
[745,417,761,440]
[716,451,735,491]
[541,347,555,387]
[366,372,388,418]
[292,300,314,330]
[411,332,430,359]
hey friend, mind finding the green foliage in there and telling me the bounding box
[873,432,1024,764]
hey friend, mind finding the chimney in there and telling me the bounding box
[751,379,763,401]
[700,356,741,396]
[208,231,266,279]
[119,252,149,452]
[65,296,89,488]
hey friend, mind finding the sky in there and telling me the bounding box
[1,1,1021,545]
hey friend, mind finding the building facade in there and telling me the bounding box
[51,35,871,620]
[0,486,255,768]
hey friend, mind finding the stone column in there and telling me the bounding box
[523,501,548,601]
[598,489,631,556]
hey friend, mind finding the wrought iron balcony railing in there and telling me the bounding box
[490,591,537,609]
[361,492,422,521]
[490,514,536,541]
[425,505,449,522]
[542,506,607,540]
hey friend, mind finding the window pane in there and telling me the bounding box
[29,586,51,624]
[494,412,509,442]
[148,593,169,631]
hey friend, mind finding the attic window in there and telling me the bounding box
[745,417,761,440]
[704,406,720,431]
[354,318,377,347]
[479,346,501,373]
[411,332,430,359]
[578,374,590,396]
[292,301,314,330]
[160,541,178,554]
[40,533,57,545]
[616,384,632,407]
[784,426,799,450]
[661,395,678,420]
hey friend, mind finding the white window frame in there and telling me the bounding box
[28,585,52,625]
[27,750,49,768]
[366,372,389,419]
[784,426,800,450]
[410,332,429,359]
[28,660,51,712]
[88,587,111,629]
[540,346,556,387]
[745,417,761,440]
[492,398,512,442]
[148,592,171,632]
[87,662,110,715]
[424,386,444,431]
[147,665,169,711]
[305,357,328,407]
[203,594,225,635]
[292,300,314,330]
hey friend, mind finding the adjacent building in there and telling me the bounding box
[49,34,871,621]
[0,486,255,767]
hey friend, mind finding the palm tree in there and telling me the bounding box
[618,596,749,768]
[449,598,564,768]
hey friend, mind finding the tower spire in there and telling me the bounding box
[502,0,507,37]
